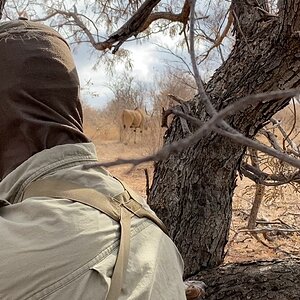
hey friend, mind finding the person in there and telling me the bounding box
[0,19,187,299]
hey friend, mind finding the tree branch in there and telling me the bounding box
[47,9,99,48]
[101,0,161,53]
[241,162,300,186]
[0,0,7,19]
[259,128,282,151]
[199,10,234,63]
[214,126,300,170]
[33,0,192,53]
[33,11,59,22]
[139,0,191,32]
[83,89,300,170]
[271,116,298,152]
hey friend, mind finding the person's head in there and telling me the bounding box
[0,19,89,180]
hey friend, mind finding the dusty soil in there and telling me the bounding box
[93,137,300,264]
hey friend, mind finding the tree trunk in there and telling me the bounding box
[149,0,300,278]
[195,258,300,299]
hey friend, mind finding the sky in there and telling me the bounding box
[73,41,163,109]
[73,33,188,109]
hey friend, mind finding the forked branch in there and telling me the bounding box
[34,0,191,53]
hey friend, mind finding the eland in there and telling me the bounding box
[121,108,148,144]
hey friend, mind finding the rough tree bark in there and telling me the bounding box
[195,258,300,299]
[149,0,300,278]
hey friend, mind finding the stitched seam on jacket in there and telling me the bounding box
[12,156,97,204]
[26,220,153,300]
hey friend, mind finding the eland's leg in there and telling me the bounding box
[134,129,137,144]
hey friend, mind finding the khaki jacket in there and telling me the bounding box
[0,143,185,300]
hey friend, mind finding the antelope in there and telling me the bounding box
[121,108,148,144]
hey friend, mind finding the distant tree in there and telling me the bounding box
[152,68,196,114]
[103,72,148,124]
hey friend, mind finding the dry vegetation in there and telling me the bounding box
[83,101,300,264]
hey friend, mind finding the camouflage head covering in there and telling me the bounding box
[0,19,89,180]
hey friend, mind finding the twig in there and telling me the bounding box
[161,107,173,128]
[259,128,282,151]
[283,99,297,150]
[256,220,293,226]
[214,126,300,169]
[168,94,186,105]
[189,0,215,115]
[199,10,234,63]
[0,0,7,19]
[229,227,300,257]
[241,162,300,186]
[144,168,150,198]
[239,228,300,234]
[154,43,195,79]
[271,118,298,151]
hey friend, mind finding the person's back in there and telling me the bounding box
[0,19,186,299]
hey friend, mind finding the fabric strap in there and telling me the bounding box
[22,179,167,300]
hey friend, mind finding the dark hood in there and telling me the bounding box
[0,20,89,180]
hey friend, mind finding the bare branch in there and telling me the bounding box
[95,0,190,53]
[259,128,282,151]
[32,11,59,22]
[154,43,195,78]
[139,0,191,32]
[239,227,300,234]
[247,149,265,229]
[161,106,202,129]
[161,107,171,128]
[168,94,186,105]
[0,0,7,19]
[83,89,300,169]
[241,162,300,186]
[52,9,99,48]
[214,126,300,170]
[199,9,234,63]
[271,102,299,151]
[33,0,192,54]
[189,0,214,114]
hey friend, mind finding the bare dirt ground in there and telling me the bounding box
[93,137,300,264]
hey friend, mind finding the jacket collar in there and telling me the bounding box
[0,143,98,206]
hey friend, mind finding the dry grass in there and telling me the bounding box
[226,177,300,263]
